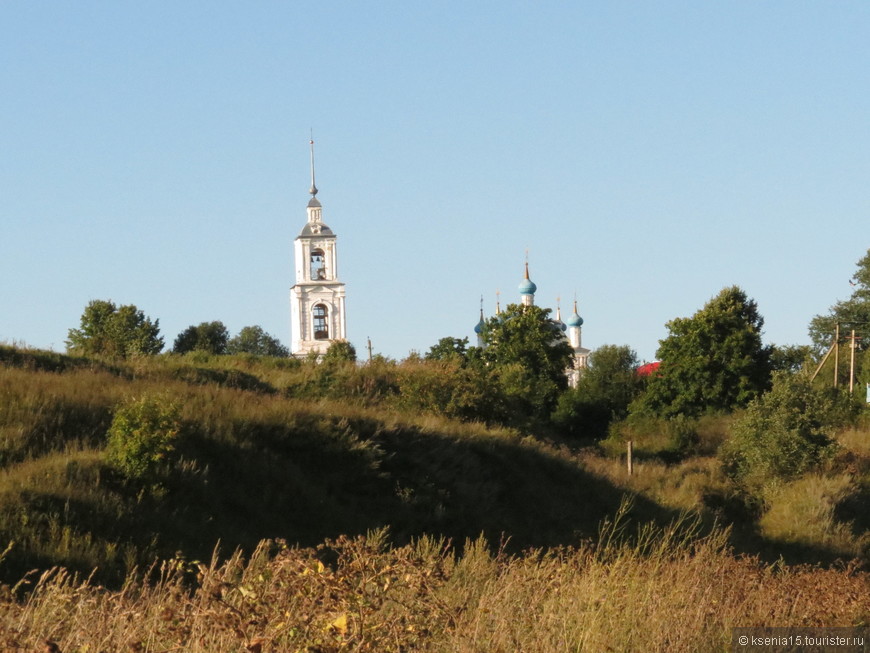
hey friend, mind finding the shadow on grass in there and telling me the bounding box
[134,422,686,565]
[703,487,867,568]
[0,420,689,587]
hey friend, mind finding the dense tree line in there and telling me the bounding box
[64,248,870,442]
[66,301,290,360]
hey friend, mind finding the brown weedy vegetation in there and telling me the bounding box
[1,518,868,652]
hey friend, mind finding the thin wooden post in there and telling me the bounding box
[850,329,856,394]
[834,323,840,387]
[627,440,633,476]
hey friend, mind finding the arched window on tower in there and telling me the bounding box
[313,304,329,340]
[310,249,326,280]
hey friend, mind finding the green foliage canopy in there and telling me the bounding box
[173,321,229,355]
[322,340,357,364]
[479,304,574,418]
[553,344,642,438]
[770,344,814,375]
[425,337,469,364]
[66,300,163,359]
[635,286,772,417]
[395,358,502,422]
[226,325,289,357]
[721,372,840,491]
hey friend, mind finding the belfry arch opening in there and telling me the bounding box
[313,304,329,340]
[310,248,326,280]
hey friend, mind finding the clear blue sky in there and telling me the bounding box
[2,2,869,362]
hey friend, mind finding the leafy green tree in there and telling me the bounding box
[425,337,469,364]
[770,344,814,375]
[634,286,772,417]
[721,372,841,491]
[809,248,870,354]
[553,344,642,438]
[173,321,229,355]
[322,340,357,364]
[226,325,289,357]
[66,300,163,359]
[479,304,574,419]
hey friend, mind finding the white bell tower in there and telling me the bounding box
[290,139,347,357]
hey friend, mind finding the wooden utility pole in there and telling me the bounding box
[850,329,857,394]
[834,323,840,387]
[367,337,373,362]
[627,440,634,476]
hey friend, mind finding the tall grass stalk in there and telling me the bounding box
[1,523,867,652]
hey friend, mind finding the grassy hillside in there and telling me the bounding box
[0,344,683,586]
[2,343,870,583]
[2,344,870,649]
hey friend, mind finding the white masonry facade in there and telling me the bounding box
[290,142,347,357]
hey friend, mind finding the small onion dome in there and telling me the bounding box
[558,320,567,332]
[519,261,536,296]
[518,277,537,295]
[566,311,584,328]
[474,317,485,334]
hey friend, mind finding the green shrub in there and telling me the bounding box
[664,414,699,454]
[602,413,698,461]
[322,341,357,364]
[721,372,841,491]
[394,359,501,422]
[105,394,181,479]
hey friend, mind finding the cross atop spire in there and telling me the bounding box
[309,134,318,198]
[518,254,537,305]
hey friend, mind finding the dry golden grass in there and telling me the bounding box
[579,451,730,513]
[1,518,868,653]
[759,473,870,559]
[837,427,870,457]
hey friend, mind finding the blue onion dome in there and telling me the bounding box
[559,320,567,332]
[518,278,537,295]
[567,311,584,328]
[474,317,485,334]
[519,261,537,296]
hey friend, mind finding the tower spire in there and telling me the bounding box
[518,252,536,306]
[309,133,318,198]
